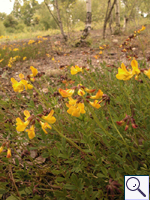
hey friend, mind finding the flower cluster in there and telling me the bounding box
[70,65,88,75]
[11,66,38,92]
[116,59,140,81]
[16,109,56,139]
[8,56,20,68]
[119,25,146,60]
[59,84,109,117]
[116,59,150,81]
[116,114,138,131]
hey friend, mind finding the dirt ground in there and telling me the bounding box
[0,27,150,98]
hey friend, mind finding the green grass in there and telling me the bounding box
[0,24,150,200]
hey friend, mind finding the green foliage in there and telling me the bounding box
[3,14,18,28]
[0,21,6,35]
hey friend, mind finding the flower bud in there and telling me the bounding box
[125,125,129,131]
[7,148,11,158]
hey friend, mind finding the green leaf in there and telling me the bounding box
[56,177,65,182]
[51,157,57,164]
[38,105,43,113]
[6,195,18,200]
[64,184,76,190]
[97,173,105,178]
[0,188,6,194]
[15,158,19,166]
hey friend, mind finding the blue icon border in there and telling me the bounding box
[124,175,149,200]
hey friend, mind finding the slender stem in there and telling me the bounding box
[53,126,95,160]
[108,106,133,163]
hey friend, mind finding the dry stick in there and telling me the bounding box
[9,164,23,200]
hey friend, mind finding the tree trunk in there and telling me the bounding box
[85,0,92,31]
[109,0,113,34]
[103,0,117,39]
[123,15,128,31]
[55,0,67,41]
[115,0,120,31]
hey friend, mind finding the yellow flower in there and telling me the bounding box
[23,57,27,61]
[68,97,77,105]
[140,25,145,31]
[144,68,150,79]
[28,40,35,45]
[30,66,38,77]
[71,65,82,75]
[42,110,56,124]
[99,51,103,54]
[24,110,31,121]
[90,89,103,99]
[13,48,19,51]
[78,88,85,96]
[26,125,35,140]
[131,59,140,75]
[11,78,24,92]
[59,88,74,97]
[0,146,4,154]
[85,88,96,93]
[66,102,85,117]
[16,118,30,132]
[99,46,104,50]
[40,121,52,134]
[0,59,4,63]
[89,100,101,109]
[116,63,134,81]
[19,73,24,79]
[7,148,11,158]
[21,79,33,90]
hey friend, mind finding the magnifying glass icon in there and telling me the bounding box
[126,177,146,197]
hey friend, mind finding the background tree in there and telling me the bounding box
[85,0,92,31]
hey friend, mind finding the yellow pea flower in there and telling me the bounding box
[116,63,134,81]
[13,48,19,51]
[71,65,82,75]
[16,118,30,132]
[30,66,38,77]
[24,110,30,121]
[99,46,104,50]
[11,78,24,92]
[40,121,52,134]
[66,102,85,117]
[68,97,77,105]
[23,57,27,61]
[0,59,4,63]
[140,25,145,31]
[19,73,24,79]
[26,125,35,140]
[78,88,85,96]
[59,88,74,97]
[7,148,11,158]
[131,59,140,75]
[42,110,56,124]
[89,100,101,109]
[90,89,103,99]
[144,68,150,79]
[0,146,4,154]
[85,88,96,93]
[99,51,103,54]
[78,103,86,114]
[21,79,33,90]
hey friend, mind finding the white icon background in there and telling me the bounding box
[125,176,149,200]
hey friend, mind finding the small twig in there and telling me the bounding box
[9,164,23,200]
